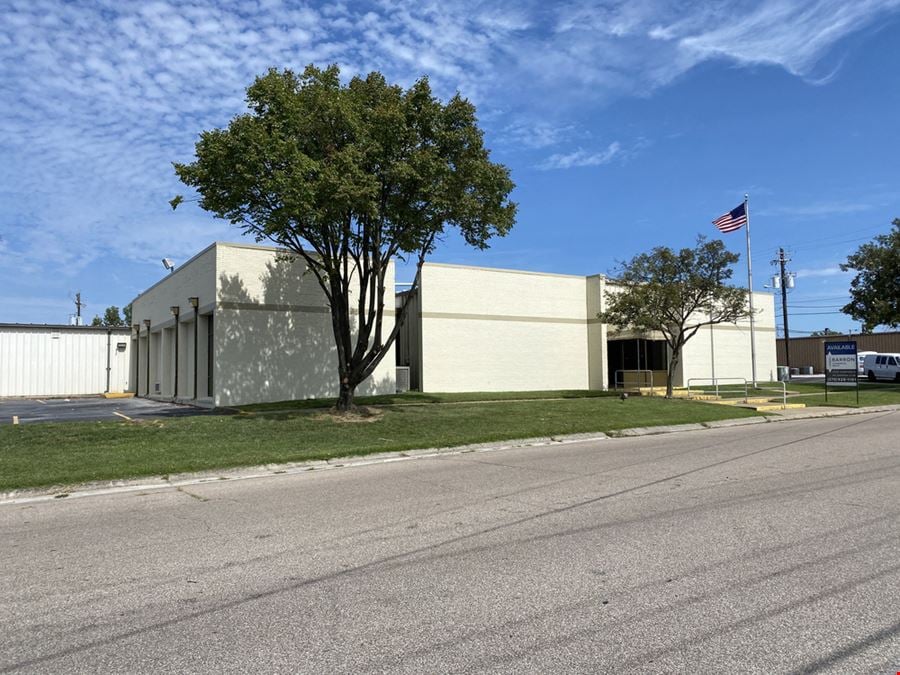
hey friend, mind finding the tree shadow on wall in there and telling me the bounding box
[216,256,394,407]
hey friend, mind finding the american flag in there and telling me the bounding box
[712,202,747,233]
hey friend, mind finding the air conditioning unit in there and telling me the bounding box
[396,366,410,393]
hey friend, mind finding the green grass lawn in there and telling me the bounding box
[237,389,615,412]
[784,381,900,408]
[686,380,900,408]
[0,396,761,492]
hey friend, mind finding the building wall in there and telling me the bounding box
[131,245,217,399]
[417,263,592,392]
[0,325,131,397]
[678,292,778,385]
[131,242,396,407]
[585,275,608,390]
[409,265,779,393]
[213,243,396,407]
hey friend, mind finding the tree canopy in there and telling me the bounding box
[841,218,900,332]
[90,305,127,327]
[173,65,516,409]
[599,237,751,397]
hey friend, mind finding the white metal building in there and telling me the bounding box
[0,324,132,397]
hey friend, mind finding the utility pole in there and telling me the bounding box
[773,249,793,379]
[74,292,85,326]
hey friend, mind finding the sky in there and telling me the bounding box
[1,0,899,336]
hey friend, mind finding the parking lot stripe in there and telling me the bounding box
[35,399,46,405]
[113,411,133,422]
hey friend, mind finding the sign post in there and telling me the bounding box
[824,340,859,405]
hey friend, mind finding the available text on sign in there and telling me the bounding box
[824,341,858,387]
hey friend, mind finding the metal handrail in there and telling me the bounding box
[760,380,787,408]
[687,378,788,407]
[615,369,654,392]
[687,377,747,400]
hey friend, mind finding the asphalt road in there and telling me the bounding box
[1,412,899,673]
[0,396,217,424]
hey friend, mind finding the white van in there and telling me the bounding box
[857,351,877,374]
[862,353,900,382]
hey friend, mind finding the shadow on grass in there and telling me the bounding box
[236,389,618,414]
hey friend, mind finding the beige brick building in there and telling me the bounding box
[396,262,777,393]
[130,242,396,407]
[131,243,777,406]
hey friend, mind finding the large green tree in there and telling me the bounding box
[598,237,751,398]
[174,65,516,410]
[841,219,900,331]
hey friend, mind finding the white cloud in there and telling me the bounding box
[538,142,622,170]
[793,266,853,278]
[1,0,898,320]
[677,1,900,78]
[760,200,878,218]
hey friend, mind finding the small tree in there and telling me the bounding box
[173,65,516,410]
[841,219,900,331]
[91,306,126,327]
[599,237,751,398]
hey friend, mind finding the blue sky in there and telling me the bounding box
[2,0,899,335]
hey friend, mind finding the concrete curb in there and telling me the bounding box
[614,423,706,437]
[2,405,897,507]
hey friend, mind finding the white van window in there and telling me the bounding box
[889,357,898,366]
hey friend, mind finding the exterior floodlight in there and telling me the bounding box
[188,296,199,309]
[162,258,175,272]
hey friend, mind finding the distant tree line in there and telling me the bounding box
[91,304,131,327]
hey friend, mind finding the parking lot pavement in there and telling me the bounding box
[0,396,219,424]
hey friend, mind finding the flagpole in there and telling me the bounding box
[745,193,758,387]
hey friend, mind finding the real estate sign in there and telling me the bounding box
[824,340,858,386]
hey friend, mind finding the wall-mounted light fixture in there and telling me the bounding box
[162,258,175,273]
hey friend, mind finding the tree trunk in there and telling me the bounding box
[665,364,675,399]
[666,347,680,399]
[336,377,355,412]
